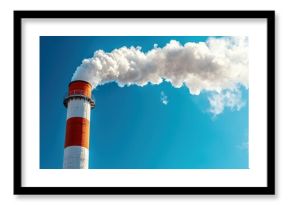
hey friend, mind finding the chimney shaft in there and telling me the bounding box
[63,80,95,169]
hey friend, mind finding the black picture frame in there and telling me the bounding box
[14,10,275,195]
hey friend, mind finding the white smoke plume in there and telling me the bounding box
[72,37,248,96]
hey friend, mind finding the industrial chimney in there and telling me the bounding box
[63,80,95,169]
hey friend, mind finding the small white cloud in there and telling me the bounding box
[208,88,245,116]
[160,91,169,105]
[237,141,248,150]
[237,134,248,150]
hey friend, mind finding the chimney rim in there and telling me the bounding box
[69,80,92,88]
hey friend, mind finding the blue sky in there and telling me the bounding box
[40,36,248,169]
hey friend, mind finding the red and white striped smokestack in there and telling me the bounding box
[63,80,95,169]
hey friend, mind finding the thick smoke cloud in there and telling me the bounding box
[72,37,248,96]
